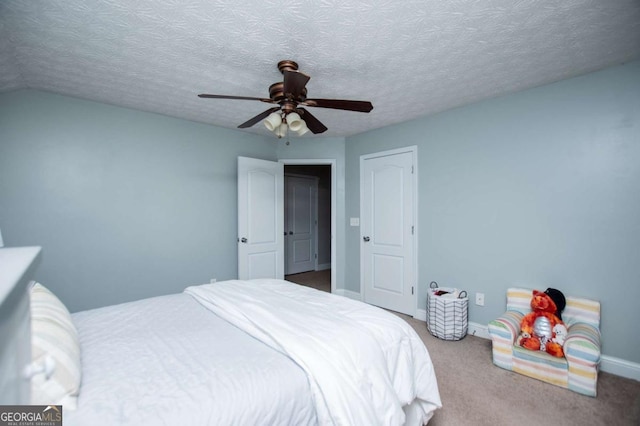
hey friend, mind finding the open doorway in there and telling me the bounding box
[282,163,333,293]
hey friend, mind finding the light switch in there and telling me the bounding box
[350,217,360,226]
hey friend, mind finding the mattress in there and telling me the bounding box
[66,293,317,426]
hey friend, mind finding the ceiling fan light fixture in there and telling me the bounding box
[286,112,304,132]
[275,122,288,138]
[296,120,309,136]
[264,112,282,131]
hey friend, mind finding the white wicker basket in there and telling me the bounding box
[426,281,468,341]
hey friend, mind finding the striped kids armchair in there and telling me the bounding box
[488,288,601,397]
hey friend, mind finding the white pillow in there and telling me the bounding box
[30,282,81,409]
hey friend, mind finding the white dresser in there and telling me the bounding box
[0,246,41,404]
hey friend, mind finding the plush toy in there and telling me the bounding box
[517,288,566,357]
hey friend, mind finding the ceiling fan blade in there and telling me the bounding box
[238,107,281,129]
[303,98,373,113]
[297,108,328,134]
[198,94,274,103]
[283,70,310,99]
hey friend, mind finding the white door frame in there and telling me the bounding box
[279,159,336,294]
[360,146,418,316]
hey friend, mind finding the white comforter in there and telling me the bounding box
[67,293,317,426]
[185,279,442,425]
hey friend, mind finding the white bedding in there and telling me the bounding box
[186,279,442,425]
[66,292,317,426]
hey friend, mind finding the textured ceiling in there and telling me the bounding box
[1,0,639,137]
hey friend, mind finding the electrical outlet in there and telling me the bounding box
[210,278,217,284]
[475,292,485,306]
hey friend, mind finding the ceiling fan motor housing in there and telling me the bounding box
[269,82,307,104]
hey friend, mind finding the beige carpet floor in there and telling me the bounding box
[286,272,640,425]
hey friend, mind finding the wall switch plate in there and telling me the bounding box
[350,217,360,226]
[475,292,485,306]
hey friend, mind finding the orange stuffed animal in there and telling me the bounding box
[517,289,566,358]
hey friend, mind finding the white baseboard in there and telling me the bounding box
[600,356,640,381]
[413,309,640,381]
[316,263,331,271]
[414,310,491,340]
[334,289,362,301]
[467,322,491,340]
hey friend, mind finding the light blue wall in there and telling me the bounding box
[0,90,276,312]
[346,60,640,362]
[2,59,638,363]
[277,137,346,289]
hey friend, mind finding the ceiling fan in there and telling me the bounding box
[198,60,373,136]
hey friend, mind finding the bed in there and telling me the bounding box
[1,247,442,425]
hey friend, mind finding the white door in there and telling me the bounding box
[285,175,318,275]
[237,157,284,280]
[361,148,416,315]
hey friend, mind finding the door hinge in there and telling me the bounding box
[315,253,318,259]
[411,225,414,235]
[411,165,414,174]
[412,286,414,295]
